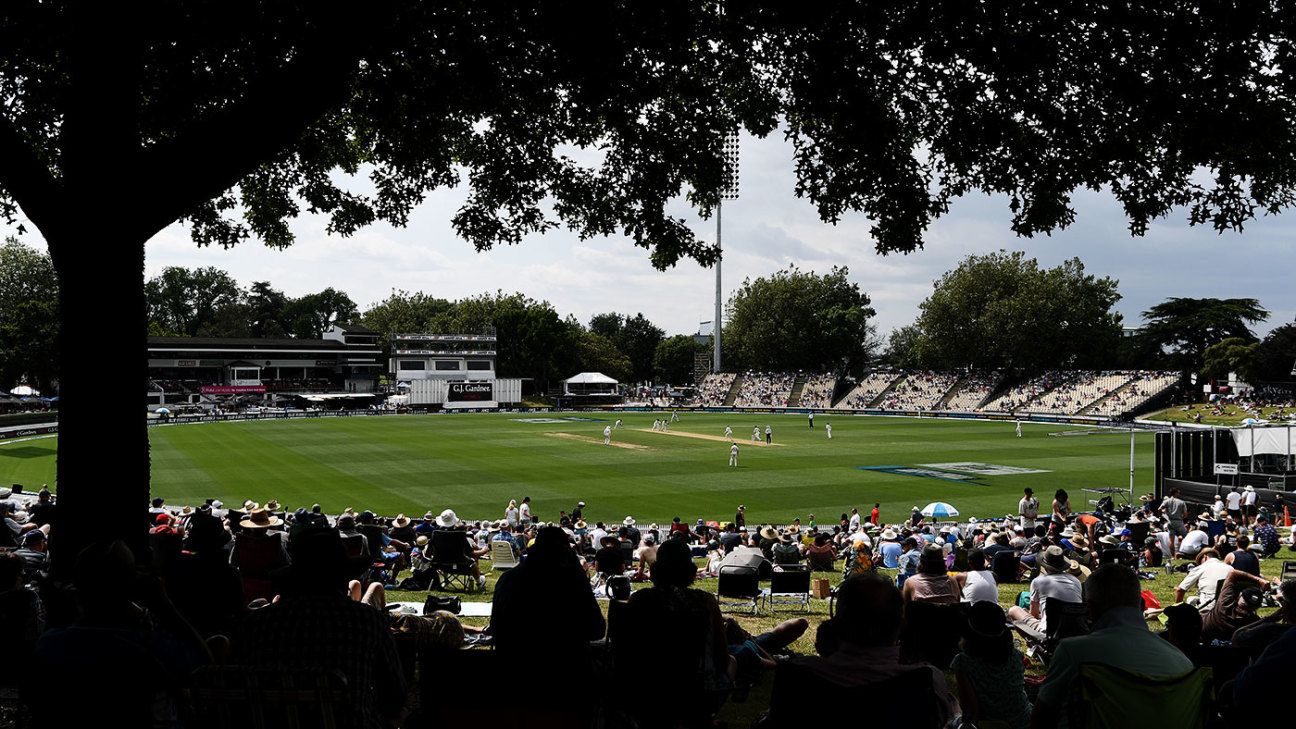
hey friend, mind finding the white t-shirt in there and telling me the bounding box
[1243,490,1257,507]
[1178,529,1209,555]
[588,527,608,546]
[1226,491,1242,510]
[1019,497,1040,522]
[505,507,519,525]
[1029,572,1084,633]
[1212,500,1225,518]
[1177,558,1233,604]
[962,570,999,604]
[849,514,861,532]
[519,502,532,521]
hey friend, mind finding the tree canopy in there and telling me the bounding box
[1139,297,1270,373]
[0,238,57,391]
[12,2,1296,571]
[724,266,876,373]
[891,251,1123,372]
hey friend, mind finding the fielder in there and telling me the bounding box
[670,411,680,423]
[724,425,733,439]
[826,422,833,439]
[1015,419,1023,438]
[752,426,761,441]
[729,442,739,467]
[614,418,623,429]
[603,425,612,445]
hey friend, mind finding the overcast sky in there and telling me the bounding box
[8,131,1296,338]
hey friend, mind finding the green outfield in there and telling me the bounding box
[0,412,1154,524]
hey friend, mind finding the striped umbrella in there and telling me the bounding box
[921,502,960,519]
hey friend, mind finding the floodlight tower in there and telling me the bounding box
[714,131,740,372]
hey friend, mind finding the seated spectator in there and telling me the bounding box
[805,533,837,572]
[877,529,903,568]
[161,511,247,640]
[14,528,49,577]
[1201,569,1271,643]
[1233,625,1296,723]
[1232,578,1296,655]
[1175,523,1209,558]
[771,532,802,565]
[902,544,962,604]
[594,534,627,578]
[636,533,659,574]
[232,528,404,729]
[952,601,1032,729]
[1253,514,1280,555]
[1174,549,1233,607]
[429,511,488,589]
[1009,546,1084,637]
[1032,564,1194,729]
[229,507,290,602]
[1159,603,1203,656]
[1142,536,1163,568]
[492,527,605,683]
[895,537,921,586]
[788,572,958,724]
[628,537,736,700]
[31,541,211,727]
[1224,534,1261,576]
[956,550,998,604]
[0,550,42,684]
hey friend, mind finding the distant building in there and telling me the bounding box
[146,323,383,405]
[389,330,497,381]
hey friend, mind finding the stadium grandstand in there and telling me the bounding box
[1021,370,1131,414]
[796,374,836,409]
[686,368,1177,418]
[979,370,1071,413]
[838,371,901,409]
[732,371,795,408]
[146,324,382,408]
[1082,371,1183,417]
[698,372,736,406]
[875,371,961,411]
[942,372,1000,411]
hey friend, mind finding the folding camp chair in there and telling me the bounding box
[430,530,480,593]
[1015,598,1089,666]
[1070,664,1213,729]
[991,550,1024,583]
[1281,560,1296,583]
[607,596,719,726]
[717,565,765,615]
[765,566,811,613]
[188,666,354,729]
[489,540,519,571]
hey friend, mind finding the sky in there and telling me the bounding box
[7,131,1295,338]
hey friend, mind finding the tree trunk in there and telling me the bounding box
[47,230,149,578]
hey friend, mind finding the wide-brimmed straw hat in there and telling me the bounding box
[436,509,459,528]
[760,526,779,541]
[240,507,281,530]
[392,514,411,528]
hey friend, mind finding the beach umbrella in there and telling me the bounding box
[921,502,959,519]
[156,407,171,415]
[9,385,38,396]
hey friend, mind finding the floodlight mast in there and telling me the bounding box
[714,131,739,373]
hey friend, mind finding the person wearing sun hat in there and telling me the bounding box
[878,528,903,568]
[229,506,289,602]
[1007,545,1084,636]
[951,600,1033,729]
[619,516,641,548]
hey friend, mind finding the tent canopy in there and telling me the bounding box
[562,372,618,385]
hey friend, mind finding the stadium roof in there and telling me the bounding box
[148,336,348,350]
[562,372,618,384]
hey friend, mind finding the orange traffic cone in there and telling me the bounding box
[1285,506,1292,528]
